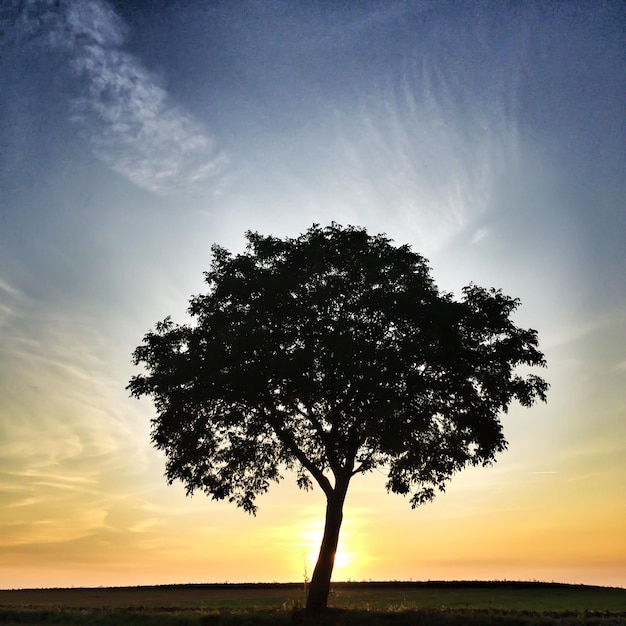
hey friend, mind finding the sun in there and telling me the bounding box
[306,547,352,569]
[299,520,358,579]
[333,549,351,569]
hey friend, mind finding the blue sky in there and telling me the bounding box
[1,0,624,588]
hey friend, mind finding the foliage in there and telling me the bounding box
[128,223,548,514]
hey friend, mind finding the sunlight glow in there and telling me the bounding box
[306,548,353,570]
[299,520,358,579]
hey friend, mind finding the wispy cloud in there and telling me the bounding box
[0,292,147,480]
[128,518,165,533]
[320,15,525,253]
[0,278,22,297]
[0,277,24,329]
[17,0,227,194]
[471,228,491,245]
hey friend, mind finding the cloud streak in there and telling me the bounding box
[245,3,528,255]
[17,0,227,194]
[337,25,523,254]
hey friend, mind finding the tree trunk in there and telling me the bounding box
[305,481,349,611]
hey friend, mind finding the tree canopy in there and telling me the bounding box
[128,223,548,609]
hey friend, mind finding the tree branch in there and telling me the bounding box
[264,407,334,498]
[294,402,342,477]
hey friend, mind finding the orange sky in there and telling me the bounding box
[2,379,625,590]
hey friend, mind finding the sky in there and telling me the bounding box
[0,0,624,590]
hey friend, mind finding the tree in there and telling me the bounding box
[128,223,548,611]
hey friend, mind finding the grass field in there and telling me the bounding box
[0,582,624,625]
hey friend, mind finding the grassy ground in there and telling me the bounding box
[0,582,624,625]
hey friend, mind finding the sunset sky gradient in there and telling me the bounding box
[1,0,624,589]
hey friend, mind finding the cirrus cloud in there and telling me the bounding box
[15,0,227,195]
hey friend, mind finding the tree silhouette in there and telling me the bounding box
[128,223,548,611]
